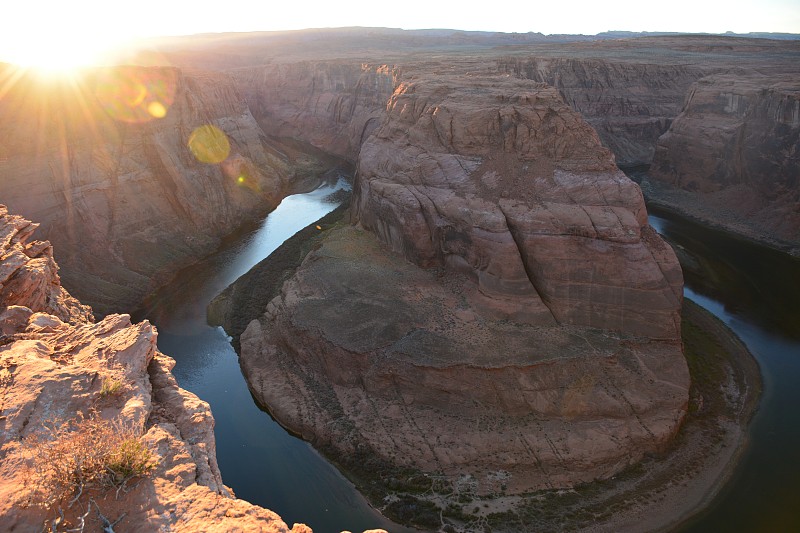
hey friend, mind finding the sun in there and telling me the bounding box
[0,3,132,75]
[5,38,102,74]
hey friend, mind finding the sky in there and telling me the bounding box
[1,0,799,68]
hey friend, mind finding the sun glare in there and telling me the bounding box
[0,3,133,76]
[6,38,102,74]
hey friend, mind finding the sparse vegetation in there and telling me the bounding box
[99,376,124,397]
[23,411,156,510]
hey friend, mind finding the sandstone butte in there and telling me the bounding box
[238,71,690,496]
[0,205,323,531]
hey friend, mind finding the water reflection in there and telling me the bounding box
[649,208,800,341]
[136,177,414,532]
[650,210,800,532]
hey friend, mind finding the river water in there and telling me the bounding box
[649,210,800,532]
[135,177,412,533]
[136,175,799,531]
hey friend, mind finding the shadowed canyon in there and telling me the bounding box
[1,29,797,532]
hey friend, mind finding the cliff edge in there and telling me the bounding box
[0,205,310,531]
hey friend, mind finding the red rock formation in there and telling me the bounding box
[649,74,800,250]
[239,72,689,496]
[0,206,92,324]
[0,64,299,315]
[232,62,397,160]
[353,75,683,337]
[0,208,310,531]
[498,56,708,167]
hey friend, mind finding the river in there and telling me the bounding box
[135,176,413,533]
[136,175,799,531]
[649,209,800,532]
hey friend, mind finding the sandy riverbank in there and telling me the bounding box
[579,299,762,533]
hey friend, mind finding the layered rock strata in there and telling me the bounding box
[649,74,800,251]
[0,206,310,531]
[498,56,708,167]
[232,63,397,161]
[0,64,316,315]
[239,74,690,495]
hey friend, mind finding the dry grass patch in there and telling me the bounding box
[99,376,124,397]
[22,411,157,509]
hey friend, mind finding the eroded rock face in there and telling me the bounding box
[498,56,708,167]
[649,74,800,249]
[240,73,689,495]
[0,64,298,315]
[0,210,308,531]
[0,205,92,325]
[353,75,683,338]
[232,62,397,161]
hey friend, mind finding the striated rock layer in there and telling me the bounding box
[0,206,310,531]
[649,74,800,251]
[497,56,708,167]
[239,73,690,494]
[231,62,397,161]
[0,64,326,315]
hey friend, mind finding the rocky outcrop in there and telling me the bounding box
[0,209,310,531]
[648,74,800,251]
[0,206,92,325]
[239,73,689,497]
[0,64,325,315]
[231,62,397,161]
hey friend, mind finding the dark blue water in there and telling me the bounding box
[649,212,800,532]
[137,178,414,533]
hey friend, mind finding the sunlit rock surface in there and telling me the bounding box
[0,207,311,532]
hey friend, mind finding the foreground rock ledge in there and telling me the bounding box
[239,74,690,496]
[0,205,312,531]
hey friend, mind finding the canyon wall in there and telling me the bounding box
[1,37,797,318]
[0,206,310,532]
[238,71,689,498]
[497,56,709,167]
[495,40,800,252]
[231,62,397,161]
[0,64,318,315]
[648,74,800,251]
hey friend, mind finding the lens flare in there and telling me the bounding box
[188,125,231,164]
[95,66,176,123]
[147,101,167,118]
